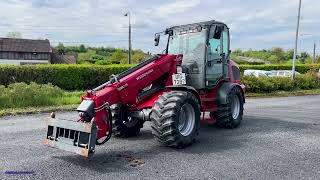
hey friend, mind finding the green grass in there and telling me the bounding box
[246,89,320,98]
[0,83,83,117]
[0,82,83,117]
[0,82,83,109]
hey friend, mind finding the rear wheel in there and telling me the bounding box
[111,104,144,137]
[150,91,200,148]
[216,87,244,128]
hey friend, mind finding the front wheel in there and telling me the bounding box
[111,104,144,137]
[216,87,244,128]
[150,91,200,148]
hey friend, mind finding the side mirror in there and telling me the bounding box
[154,34,160,46]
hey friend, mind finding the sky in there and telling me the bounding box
[0,0,319,54]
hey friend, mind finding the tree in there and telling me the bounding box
[316,56,320,64]
[132,50,145,63]
[56,43,66,55]
[299,52,309,64]
[110,49,127,64]
[79,44,86,53]
[6,32,22,38]
[78,49,96,63]
[233,49,243,55]
[268,55,280,63]
[270,47,285,63]
[284,49,294,61]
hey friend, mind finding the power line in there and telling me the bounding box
[0,23,140,27]
[0,27,127,30]
[0,29,128,33]
[0,24,121,27]
[51,40,128,44]
[0,24,143,30]
[50,40,153,44]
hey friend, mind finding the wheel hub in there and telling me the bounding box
[178,103,195,137]
[231,95,240,119]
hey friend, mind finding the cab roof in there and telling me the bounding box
[167,20,228,32]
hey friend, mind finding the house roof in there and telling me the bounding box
[0,38,52,53]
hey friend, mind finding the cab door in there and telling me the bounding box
[206,25,230,87]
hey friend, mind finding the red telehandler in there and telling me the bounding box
[45,20,245,157]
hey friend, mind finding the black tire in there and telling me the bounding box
[111,104,144,137]
[150,91,200,148]
[216,87,244,129]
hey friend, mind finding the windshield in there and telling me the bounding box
[167,29,207,65]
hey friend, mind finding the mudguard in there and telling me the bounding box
[217,83,245,105]
[166,85,201,102]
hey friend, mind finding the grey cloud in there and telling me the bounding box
[0,0,319,53]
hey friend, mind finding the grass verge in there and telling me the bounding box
[0,82,83,117]
[246,89,320,97]
[0,83,83,108]
[0,104,78,117]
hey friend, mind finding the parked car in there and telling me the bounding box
[244,70,269,77]
[244,69,269,77]
[268,70,301,77]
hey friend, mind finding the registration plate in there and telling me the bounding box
[172,73,186,85]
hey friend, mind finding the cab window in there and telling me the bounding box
[222,27,230,79]
[222,29,229,57]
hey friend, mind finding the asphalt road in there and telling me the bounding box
[1,96,320,180]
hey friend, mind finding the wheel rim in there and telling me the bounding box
[178,103,195,137]
[231,95,240,119]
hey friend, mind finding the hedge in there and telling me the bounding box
[242,73,320,93]
[0,64,133,90]
[0,64,320,91]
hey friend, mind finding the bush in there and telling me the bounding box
[0,64,134,90]
[0,82,80,109]
[294,73,319,89]
[95,60,111,65]
[242,74,320,93]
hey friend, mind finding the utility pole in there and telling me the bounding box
[300,33,316,63]
[292,0,302,80]
[124,12,132,64]
[313,41,316,64]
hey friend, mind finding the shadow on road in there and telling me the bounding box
[53,151,136,173]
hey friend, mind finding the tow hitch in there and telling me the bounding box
[44,115,97,157]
